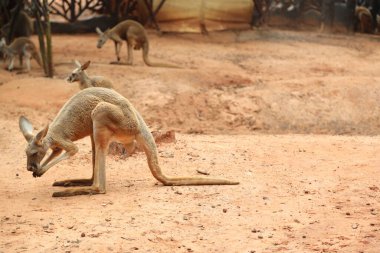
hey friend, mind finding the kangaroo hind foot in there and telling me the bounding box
[52,178,93,187]
[52,186,105,197]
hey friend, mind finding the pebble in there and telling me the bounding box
[81,232,86,237]
[351,223,359,229]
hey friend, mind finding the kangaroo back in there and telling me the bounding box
[49,88,129,141]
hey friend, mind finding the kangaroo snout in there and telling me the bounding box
[27,163,38,172]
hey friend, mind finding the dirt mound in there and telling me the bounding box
[2,30,379,135]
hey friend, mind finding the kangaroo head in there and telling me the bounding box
[19,116,49,173]
[67,60,91,82]
[96,27,109,48]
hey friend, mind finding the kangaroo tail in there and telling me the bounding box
[142,42,181,69]
[33,51,43,67]
[135,112,239,186]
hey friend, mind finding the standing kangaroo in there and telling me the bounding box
[0,37,41,71]
[96,20,179,68]
[67,60,114,89]
[19,88,238,197]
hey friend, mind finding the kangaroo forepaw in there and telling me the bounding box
[52,179,93,187]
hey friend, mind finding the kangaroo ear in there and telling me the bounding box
[95,27,103,35]
[0,37,5,45]
[81,60,91,70]
[19,116,34,142]
[35,124,49,145]
[74,59,81,68]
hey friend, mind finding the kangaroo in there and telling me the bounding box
[19,87,238,197]
[0,37,41,71]
[96,20,179,68]
[67,60,114,90]
[355,6,373,33]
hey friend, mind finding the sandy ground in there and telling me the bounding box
[0,29,379,252]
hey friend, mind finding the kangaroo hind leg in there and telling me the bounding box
[53,102,122,197]
[53,135,95,187]
[52,102,138,197]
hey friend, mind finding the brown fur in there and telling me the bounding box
[0,37,41,71]
[96,20,180,68]
[355,6,373,33]
[67,60,114,90]
[19,88,238,197]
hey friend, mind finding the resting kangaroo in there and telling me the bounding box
[67,60,114,89]
[96,20,179,68]
[19,88,238,197]
[0,37,41,71]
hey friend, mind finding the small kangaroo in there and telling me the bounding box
[67,60,114,90]
[96,20,179,68]
[19,87,238,197]
[0,37,41,71]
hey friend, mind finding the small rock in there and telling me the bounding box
[258,235,263,239]
[345,212,351,216]
[159,151,174,158]
[81,232,86,237]
[351,223,359,229]
[223,208,227,213]
[196,170,210,176]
